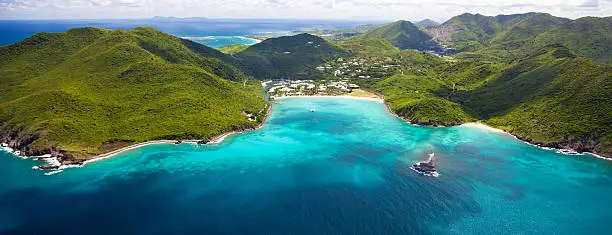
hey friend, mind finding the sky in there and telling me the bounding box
[0,0,610,22]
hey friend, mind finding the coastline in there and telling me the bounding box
[458,122,610,160]
[83,103,273,166]
[239,36,263,44]
[374,94,610,160]
[274,95,384,103]
[95,94,608,162]
[2,93,608,175]
[0,103,274,174]
[83,140,177,165]
[180,35,262,45]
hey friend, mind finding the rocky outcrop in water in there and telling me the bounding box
[411,152,439,177]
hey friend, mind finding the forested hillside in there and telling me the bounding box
[0,27,268,158]
[361,20,434,50]
[234,33,347,79]
[531,16,612,64]
[428,12,570,52]
[338,15,611,157]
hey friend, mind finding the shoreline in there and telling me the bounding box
[83,140,177,165]
[83,103,273,166]
[238,36,263,44]
[458,122,609,160]
[274,95,384,103]
[180,35,262,45]
[100,94,608,162]
[0,103,274,174]
[375,94,609,160]
[2,93,608,175]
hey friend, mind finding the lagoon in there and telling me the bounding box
[182,36,260,48]
[1,97,611,234]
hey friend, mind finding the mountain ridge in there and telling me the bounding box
[361,20,434,50]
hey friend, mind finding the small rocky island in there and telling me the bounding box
[411,152,439,177]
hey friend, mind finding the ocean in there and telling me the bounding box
[0,18,384,48]
[1,97,611,234]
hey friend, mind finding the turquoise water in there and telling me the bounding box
[183,36,260,48]
[1,97,611,234]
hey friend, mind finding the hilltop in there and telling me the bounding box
[415,19,440,28]
[234,33,347,79]
[361,20,434,50]
[428,12,570,52]
[0,27,268,159]
[531,16,612,64]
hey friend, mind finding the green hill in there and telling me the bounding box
[491,13,570,44]
[462,45,611,155]
[531,16,612,64]
[447,15,610,63]
[435,12,569,51]
[339,37,400,58]
[235,33,347,79]
[362,20,434,49]
[415,19,440,28]
[440,13,502,50]
[0,27,268,159]
[363,44,611,157]
[373,73,474,126]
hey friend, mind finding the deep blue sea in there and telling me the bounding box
[1,97,611,234]
[0,18,383,48]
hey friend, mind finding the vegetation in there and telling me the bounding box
[0,27,268,158]
[234,33,348,79]
[454,46,610,155]
[218,44,250,54]
[361,20,434,50]
[339,37,399,58]
[415,19,440,28]
[334,16,611,156]
[293,24,380,42]
[432,12,570,52]
[531,16,612,64]
[372,74,474,126]
[352,43,611,156]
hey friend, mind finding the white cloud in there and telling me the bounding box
[0,0,610,20]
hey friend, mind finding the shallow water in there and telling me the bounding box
[1,97,611,234]
[183,36,260,48]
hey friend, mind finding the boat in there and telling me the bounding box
[310,108,316,112]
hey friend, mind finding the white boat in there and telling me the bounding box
[310,108,316,112]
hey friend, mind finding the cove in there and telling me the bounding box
[182,36,260,48]
[1,97,611,234]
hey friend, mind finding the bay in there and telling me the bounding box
[1,97,611,234]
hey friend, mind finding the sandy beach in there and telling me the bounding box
[83,140,178,165]
[274,95,384,103]
[460,122,507,133]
